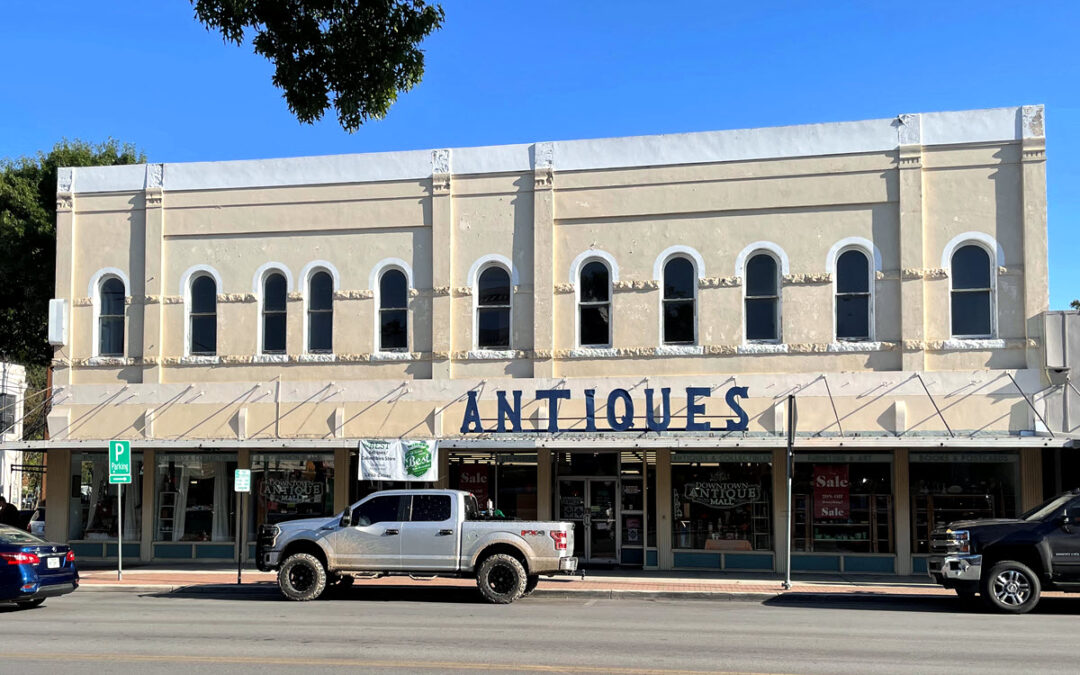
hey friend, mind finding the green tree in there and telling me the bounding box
[1072,299,1079,311]
[192,0,445,132]
[0,139,144,370]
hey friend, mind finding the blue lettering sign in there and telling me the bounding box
[685,387,712,431]
[606,389,634,431]
[535,389,571,432]
[497,390,523,433]
[645,387,671,431]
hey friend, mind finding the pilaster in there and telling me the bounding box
[893,448,911,575]
[532,142,555,378]
[897,113,926,371]
[142,164,165,383]
[1020,448,1043,512]
[656,449,673,569]
[237,447,250,561]
[430,149,454,379]
[537,448,552,520]
[333,448,350,513]
[54,170,75,387]
[141,449,155,561]
[772,448,789,574]
[44,447,70,543]
[1020,105,1048,369]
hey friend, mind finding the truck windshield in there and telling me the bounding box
[1021,493,1075,521]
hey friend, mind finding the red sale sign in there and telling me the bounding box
[813,465,850,519]
[458,466,491,506]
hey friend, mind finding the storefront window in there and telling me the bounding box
[449,452,537,520]
[250,453,335,534]
[792,453,893,554]
[672,453,772,552]
[910,452,1019,554]
[155,453,236,542]
[69,452,143,541]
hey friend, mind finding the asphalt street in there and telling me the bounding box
[1,586,1077,674]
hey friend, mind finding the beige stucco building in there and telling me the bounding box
[25,104,1079,574]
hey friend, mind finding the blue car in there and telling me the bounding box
[0,524,79,608]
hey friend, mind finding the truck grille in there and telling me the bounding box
[930,530,964,555]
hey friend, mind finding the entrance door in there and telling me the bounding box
[557,478,618,564]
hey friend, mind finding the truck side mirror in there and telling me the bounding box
[340,508,352,528]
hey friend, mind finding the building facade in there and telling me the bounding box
[1,361,28,506]
[30,104,1078,573]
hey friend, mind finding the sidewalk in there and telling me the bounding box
[74,564,994,600]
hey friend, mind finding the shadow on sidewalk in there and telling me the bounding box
[765,592,1080,615]
[147,582,487,604]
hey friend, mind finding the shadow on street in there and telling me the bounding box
[765,592,1080,615]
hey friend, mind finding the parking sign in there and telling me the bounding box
[234,469,251,492]
[109,440,132,484]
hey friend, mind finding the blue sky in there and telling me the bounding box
[2,1,1077,307]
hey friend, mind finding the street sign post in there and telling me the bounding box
[108,440,132,581]
[234,469,251,584]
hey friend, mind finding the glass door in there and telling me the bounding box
[587,478,618,562]
[558,479,586,560]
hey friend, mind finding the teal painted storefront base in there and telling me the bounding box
[621,548,644,565]
[912,557,928,574]
[249,543,257,559]
[196,544,235,559]
[154,543,194,559]
[151,543,236,559]
[105,543,141,558]
[647,550,658,566]
[791,555,842,572]
[843,556,895,574]
[70,541,139,559]
[673,551,774,570]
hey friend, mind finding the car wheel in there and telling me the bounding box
[476,553,527,604]
[981,560,1041,614]
[16,598,45,609]
[520,575,540,598]
[277,553,327,601]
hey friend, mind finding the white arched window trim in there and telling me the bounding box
[472,259,514,351]
[89,268,129,358]
[569,249,619,285]
[252,263,293,357]
[180,265,223,358]
[829,243,876,342]
[656,252,699,347]
[575,256,614,349]
[741,249,783,344]
[947,239,998,339]
[372,259,413,353]
[301,262,338,355]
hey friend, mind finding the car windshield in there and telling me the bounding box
[0,524,47,545]
[1021,493,1075,522]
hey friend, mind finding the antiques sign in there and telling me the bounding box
[262,478,323,503]
[683,479,762,509]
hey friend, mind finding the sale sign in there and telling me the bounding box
[813,465,850,519]
[458,465,491,506]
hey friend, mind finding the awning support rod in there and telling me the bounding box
[1006,371,1055,439]
[821,375,844,438]
[914,373,954,438]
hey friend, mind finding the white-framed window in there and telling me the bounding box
[662,256,696,345]
[97,276,126,357]
[476,265,511,349]
[744,252,780,342]
[378,268,409,352]
[950,244,994,338]
[578,260,612,348]
[307,270,334,353]
[189,274,217,356]
[835,248,872,341]
[261,272,287,354]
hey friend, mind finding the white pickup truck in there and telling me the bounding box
[256,489,578,603]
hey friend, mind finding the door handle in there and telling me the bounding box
[438,529,454,536]
[383,529,399,536]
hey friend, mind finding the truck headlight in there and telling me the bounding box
[949,529,971,554]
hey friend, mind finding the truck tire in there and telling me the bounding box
[278,552,327,601]
[476,553,527,604]
[981,560,1041,614]
[521,575,540,598]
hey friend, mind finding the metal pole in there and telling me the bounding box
[117,483,123,582]
[236,493,243,585]
[783,394,795,590]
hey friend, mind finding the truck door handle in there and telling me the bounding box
[383,529,399,536]
[438,529,454,536]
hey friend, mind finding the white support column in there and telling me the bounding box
[656,450,673,569]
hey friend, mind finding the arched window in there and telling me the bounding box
[189,275,217,355]
[835,249,871,341]
[262,272,287,354]
[951,244,993,337]
[98,277,125,356]
[744,253,779,342]
[579,260,611,347]
[379,269,408,352]
[307,271,334,353]
[476,266,511,349]
[663,257,696,344]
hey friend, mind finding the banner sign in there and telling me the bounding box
[359,440,439,482]
[262,478,323,503]
[682,477,762,509]
[813,465,850,519]
[910,453,1017,464]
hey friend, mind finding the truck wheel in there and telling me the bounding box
[520,575,540,598]
[277,553,327,601]
[981,560,1041,614]
[476,553,527,604]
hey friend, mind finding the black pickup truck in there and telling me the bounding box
[928,489,1080,613]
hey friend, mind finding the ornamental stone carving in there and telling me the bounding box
[901,268,948,281]
[431,149,451,175]
[333,290,374,300]
[1022,105,1045,138]
[902,340,925,351]
[287,292,303,302]
[612,280,659,292]
[56,196,73,211]
[147,163,164,189]
[162,295,184,305]
[57,167,73,193]
[553,283,574,294]
[73,297,93,307]
[704,345,738,355]
[220,354,254,364]
[782,273,832,286]
[143,295,161,305]
[430,286,451,297]
[699,276,741,289]
[897,113,922,146]
[452,287,472,297]
[217,293,256,303]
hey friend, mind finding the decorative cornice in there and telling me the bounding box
[73,297,93,307]
[408,288,421,298]
[924,338,1034,352]
[144,190,163,208]
[431,286,451,298]
[297,353,336,363]
[220,354,254,364]
[162,295,184,305]
[452,287,472,297]
[699,276,741,289]
[142,295,161,305]
[218,293,256,303]
[56,195,73,212]
[287,292,303,302]
[141,355,159,365]
[737,343,789,355]
[51,358,70,368]
[782,273,831,286]
[333,289,374,301]
[903,339,924,351]
[612,279,659,293]
[534,168,553,190]
[901,267,948,281]
[553,283,574,294]
[370,351,419,362]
